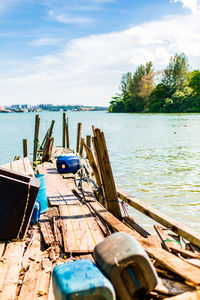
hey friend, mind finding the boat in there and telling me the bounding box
[0,113,200,299]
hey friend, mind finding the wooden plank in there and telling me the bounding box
[164,289,200,299]
[88,200,200,285]
[1,157,34,177]
[39,215,55,246]
[0,242,5,257]
[92,127,121,218]
[60,198,104,253]
[34,260,52,300]
[37,164,78,206]
[155,277,194,296]
[23,157,34,177]
[118,189,200,249]
[0,242,25,300]
[154,224,181,252]
[48,276,55,300]
[18,262,39,300]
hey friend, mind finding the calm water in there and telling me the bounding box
[1,111,200,232]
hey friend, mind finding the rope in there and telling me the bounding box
[163,239,181,245]
[120,200,134,222]
[17,182,30,240]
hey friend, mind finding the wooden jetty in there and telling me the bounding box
[1,114,200,299]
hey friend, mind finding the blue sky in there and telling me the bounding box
[0,0,199,106]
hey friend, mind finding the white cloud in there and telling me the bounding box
[1,7,200,106]
[172,0,200,14]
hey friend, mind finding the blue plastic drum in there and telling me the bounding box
[35,174,48,214]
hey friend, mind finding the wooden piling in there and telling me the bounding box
[65,122,70,149]
[81,138,102,190]
[33,114,40,162]
[62,113,66,148]
[86,135,91,149]
[23,139,28,158]
[76,123,82,154]
[92,127,121,218]
[41,120,55,149]
[80,138,84,157]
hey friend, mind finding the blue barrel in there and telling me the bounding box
[52,259,116,300]
[30,200,41,225]
[35,174,48,214]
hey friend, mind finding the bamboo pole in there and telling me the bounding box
[92,127,121,218]
[62,113,66,148]
[23,139,28,158]
[33,114,40,162]
[76,123,82,154]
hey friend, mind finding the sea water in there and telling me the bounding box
[1,110,200,232]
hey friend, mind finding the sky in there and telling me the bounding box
[0,0,200,107]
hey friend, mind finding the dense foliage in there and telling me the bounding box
[109,53,200,113]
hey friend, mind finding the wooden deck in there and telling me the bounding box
[1,146,200,299]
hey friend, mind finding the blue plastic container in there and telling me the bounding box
[30,200,41,225]
[35,174,48,214]
[52,259,116,300]
[56,155,81,174]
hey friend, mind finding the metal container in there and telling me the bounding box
[0,167,40,240]
[56,155,81,174]
[93,232,158,300]
[52,259,116,300]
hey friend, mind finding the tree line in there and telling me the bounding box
[109,53,200,113]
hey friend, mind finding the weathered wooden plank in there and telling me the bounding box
[34,260,52,300]
[0,242,5,257]
[155,277,194,296]
[0,242,25,300]
[18,262,39,300]
[48,276,55,300]
[1,157,34,177]
[88,200,200,285]
[39,215,55,246]
[118,189,200,249]
[164,289,200,299]
[92,127,121,218]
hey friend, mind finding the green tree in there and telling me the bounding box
[161,53,189,90]
[189,70,200,95]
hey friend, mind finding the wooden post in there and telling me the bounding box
[65,122,70,149]
[76,123,82,154]
[92,127,121,218]
[33,114,40,162]
[81,138,102,190]
[80,138,84,157]
[41,120,55,149]
[62,113,66,148]
[23,139,28,158]
[86,135,91,149]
